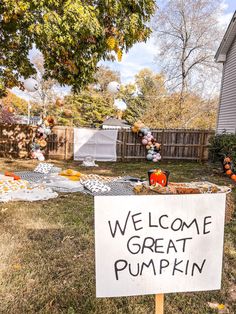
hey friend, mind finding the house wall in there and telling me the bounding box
[217,36,236,134]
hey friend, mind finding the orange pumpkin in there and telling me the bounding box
[226,169,233,175]
[224,157,231,163]
[224,164,231,170]
[231,174,236,181]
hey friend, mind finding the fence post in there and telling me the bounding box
[199,131,205,162]
[161,129,165,158]
[64,127,68,160]
[122,129,127,162]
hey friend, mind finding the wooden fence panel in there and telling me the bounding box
[46,126,74,160]
[0,124,215,161]
[0,124,36,158]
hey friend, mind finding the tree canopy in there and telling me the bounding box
[0,0,156,97]
[56,91,115,127]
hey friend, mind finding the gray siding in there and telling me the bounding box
[217,36,236,134]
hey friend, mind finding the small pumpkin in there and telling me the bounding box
[224,157,231,163]
[226,169,233,176]
[224,164,231,170]
[231,174,236,181]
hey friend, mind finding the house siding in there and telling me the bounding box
[217,36,236,134]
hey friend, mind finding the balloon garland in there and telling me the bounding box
[31,116,55,161]
[132,121,161,162]
[223,156,236,182]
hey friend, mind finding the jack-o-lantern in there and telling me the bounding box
[149,170,168,187]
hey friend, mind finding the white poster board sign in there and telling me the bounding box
[95,194,226,298]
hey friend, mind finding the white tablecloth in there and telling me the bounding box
[74,128,118,161]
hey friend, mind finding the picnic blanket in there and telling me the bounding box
[0,187,58,203]
[6,170,136,196]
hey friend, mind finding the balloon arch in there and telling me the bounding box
[132,121,161,162]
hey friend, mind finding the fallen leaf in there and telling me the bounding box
[218,304,225,310]
[12,264,22,270]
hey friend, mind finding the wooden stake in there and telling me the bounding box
[155,294,164,314]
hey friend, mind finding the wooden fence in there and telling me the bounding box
[0,124,215,161]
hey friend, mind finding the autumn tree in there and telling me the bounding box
[123,68,217,129]
[0,0,156,97]
[152,0,222,105]
[142,93,217,129]
[0,90,27,114]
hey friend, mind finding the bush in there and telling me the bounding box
[209,132,236,162]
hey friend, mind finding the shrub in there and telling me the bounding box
[209,132,236,162]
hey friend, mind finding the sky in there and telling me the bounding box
[12,0,235,101]
[101,0,235,84]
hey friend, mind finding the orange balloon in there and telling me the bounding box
[64,109,72,117]
[56,98,63,107]
[8,106,14,113]
[131,126,139,133]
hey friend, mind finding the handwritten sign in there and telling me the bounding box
[95,194,226,298]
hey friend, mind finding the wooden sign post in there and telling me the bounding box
[94,194,226,313]
[155,294,164,314]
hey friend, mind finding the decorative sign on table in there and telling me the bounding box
[95,194,226,298]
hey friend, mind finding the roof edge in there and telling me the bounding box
[215,11,236,63]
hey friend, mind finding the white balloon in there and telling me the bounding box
[24,78,39,92]
[114,98,127,110]
[107,81,120,94]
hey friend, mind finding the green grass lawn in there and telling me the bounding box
[0,158,235,314]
